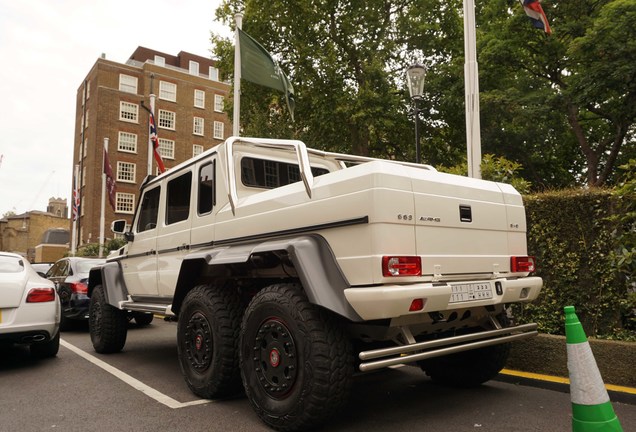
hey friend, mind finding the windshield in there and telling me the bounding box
[0,256,25,273]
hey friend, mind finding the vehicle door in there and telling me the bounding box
[156,169,194,297]
[121,184,161,296]
[46,259,70,297]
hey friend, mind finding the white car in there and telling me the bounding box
[0,252,61,358]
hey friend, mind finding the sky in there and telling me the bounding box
[0,0,231,217]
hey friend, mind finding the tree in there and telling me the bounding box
[479,0,636,187]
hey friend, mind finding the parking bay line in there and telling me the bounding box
[60,339,211,409]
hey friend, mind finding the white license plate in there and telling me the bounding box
[449,283,493,303]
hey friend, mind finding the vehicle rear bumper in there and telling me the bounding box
[343,276,543,320]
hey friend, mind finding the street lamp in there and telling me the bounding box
[406,63,426,164]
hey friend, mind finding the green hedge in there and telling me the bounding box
[515,188,635,341]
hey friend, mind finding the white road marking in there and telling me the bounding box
[60,339,211,409]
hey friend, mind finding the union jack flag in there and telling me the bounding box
[149,110,166,174]
[103,147,116,211]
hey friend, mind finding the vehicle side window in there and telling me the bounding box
[198,161,215,215]
[47,261,62,277]
[137,186,161,232]
[241,157,329,189]
[166,172,192,225]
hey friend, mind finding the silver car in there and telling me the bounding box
[0,252,61,358]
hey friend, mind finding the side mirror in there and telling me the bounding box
[111,219,127,234]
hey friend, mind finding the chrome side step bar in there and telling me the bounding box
[358,323,538,372]
[120,301,173,315]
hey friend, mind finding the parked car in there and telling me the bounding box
[0,252,60,358]
[31,262,54,278]
[46,257,106,330]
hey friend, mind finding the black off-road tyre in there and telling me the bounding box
[132,312,154,327]
[30,330,60,359]
[177,284,243,399]
[419,342,511,387]
[89,285,128,353]
[240,283,354,432]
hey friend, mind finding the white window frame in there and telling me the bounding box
[209,66,219,81]
[214,95,224,113]
[119,74,138,94]
[189,60,199,76]
[194,89,205,109]
[119,101,139,123]
[193,117,204,136]
[117,131,137,153]
[213,121,224,140]
[158,109,175,130]
[116,192,135,214]
[154,55,165,66]
[159,81,177,102]
[158,138,175,160]
[192,144,204,157]
[116,161,136,183]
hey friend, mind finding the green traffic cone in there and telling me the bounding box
[564,305,623,432]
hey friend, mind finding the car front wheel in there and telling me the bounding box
[89,284,127,353]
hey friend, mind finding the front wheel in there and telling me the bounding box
[89,285,128,353]
[177,284,243,399]
[132,312,154,327]
[240,283,353,432]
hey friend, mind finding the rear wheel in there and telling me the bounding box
[177,284,243,398]
[30,331,60,359]
[240,283,353,432]
[89,285,128,353]
[132,312,154,327]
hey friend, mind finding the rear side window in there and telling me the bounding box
[198,161,215,215]
[166,172,192,225]
[241,157,329,189]
[0,256,24,273]
[137,186,161,232]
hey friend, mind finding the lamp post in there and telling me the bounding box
[406,63,426,164]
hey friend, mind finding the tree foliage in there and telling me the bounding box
[211,0,636,189]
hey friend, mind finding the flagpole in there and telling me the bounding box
[148,93,156,175]
[71,164,79,257]
[233,13,243,137]
[99,137,108,258]
[463,0,482,179]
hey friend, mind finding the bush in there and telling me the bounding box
[515,187,635,341]
[75,238,126,258]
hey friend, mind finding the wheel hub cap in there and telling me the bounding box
[252,318,297,398]
[185,312,212,372]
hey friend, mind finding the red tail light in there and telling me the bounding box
[69,282,88,294]
[382,256,422,277]
[511,256,536,273]
[27,288,56,303]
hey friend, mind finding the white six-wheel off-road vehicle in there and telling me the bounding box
[88,137,542,431]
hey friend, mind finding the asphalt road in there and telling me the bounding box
[1,319,634,432]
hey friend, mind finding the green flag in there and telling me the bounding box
[238,28,295,121]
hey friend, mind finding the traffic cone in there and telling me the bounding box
[564,305,623,432]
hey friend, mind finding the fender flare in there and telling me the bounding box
[172,234,363,321]
[88,261,129,308]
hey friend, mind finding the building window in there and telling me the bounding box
[194,89,205,108]
[83,138,87,158]
[189,60,199,76]
[84,109,89,128]
[116,161,136,183]
[86,81,90,99]
[118,132,137,153]
[119,74,138,94]
[209,66,219,81]
[193,144,204,157]
[193,117,204,136]
[213,121,224,140]
[119,101,138,123]
[154,55,165,66]
[158,109,175,130]
[158,138,175,159]
[159,81,177,102]
[214,95,224,113]
[116,193,135,214]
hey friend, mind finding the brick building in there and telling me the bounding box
[73,47,231,246]
[0,198,70,263]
